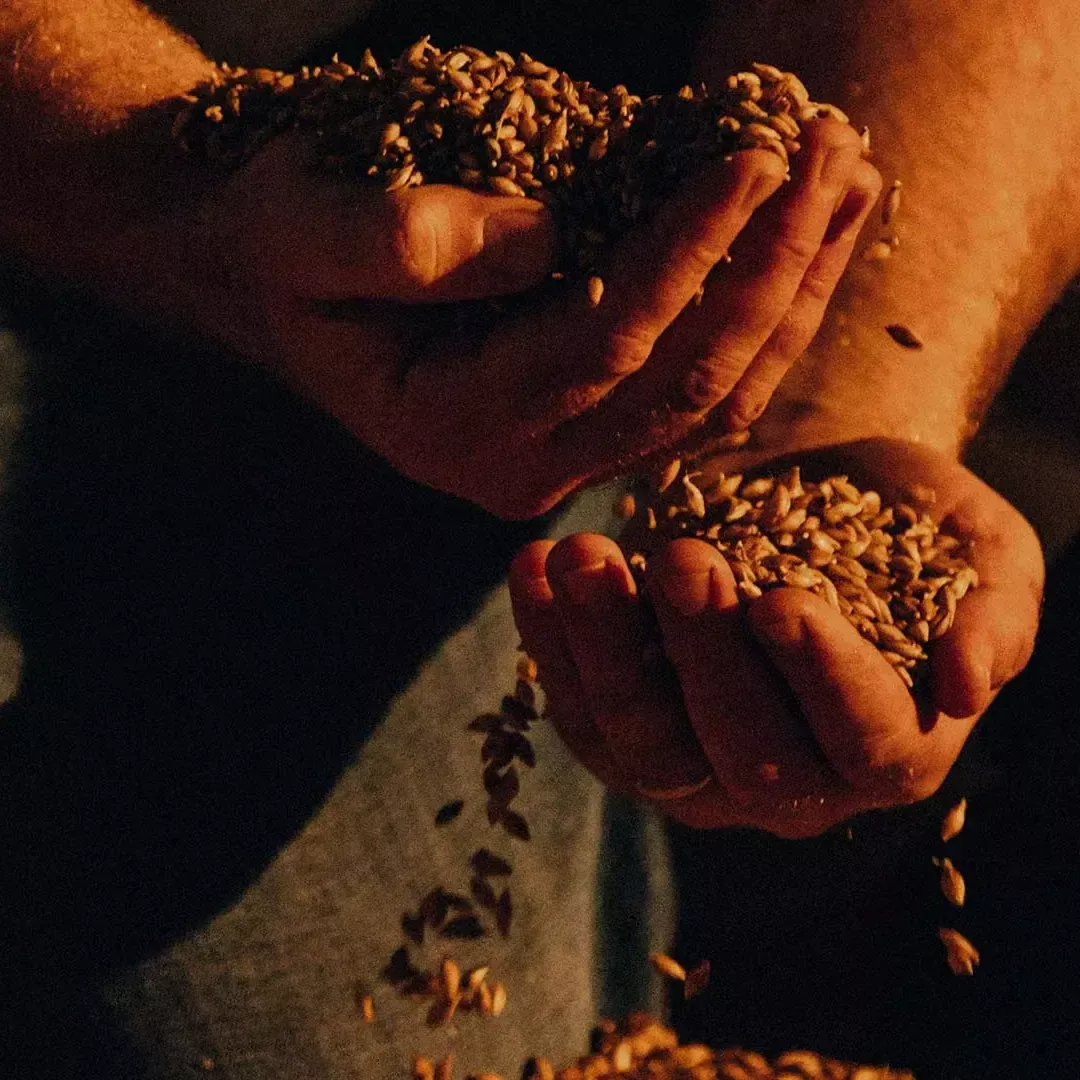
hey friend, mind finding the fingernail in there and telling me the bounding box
[750,610,809,652]
[551,559,627,605]
[657,564,722,616]
[484,208,556,284]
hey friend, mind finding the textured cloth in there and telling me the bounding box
[0,275,673,1079]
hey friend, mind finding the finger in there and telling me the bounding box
[929,489,1044,719]
[490,149,786,428]
[664,119,868,412]
[508,540,622,789]
[546,120,867,471]
[747,587,963,806]
[544,534,711,791]
[307,185,559,302]
[718,156,883,432]
[241,137,559,302]
[648,539,856,829]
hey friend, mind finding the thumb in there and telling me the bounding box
[312,184,558,303]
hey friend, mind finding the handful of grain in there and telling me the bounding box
[170,39,850,272]
[621,463,977,689]
[416,1012,914,1078]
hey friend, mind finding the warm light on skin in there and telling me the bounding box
[692,0,1080,462]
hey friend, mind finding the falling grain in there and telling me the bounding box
[684,959,711,1001]
[882,179,902,226]
[586,275,605,307]
[649,951,687,982]
[938,927,980,976]
[941,797,968,842]
[435,799,465,826]
[885,323,924,349]
[938,857,967,908]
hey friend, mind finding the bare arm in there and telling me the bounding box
[0,0,213,138]
[512,0,1074,833]
[1,0,221,323]
[695,0,1080,454]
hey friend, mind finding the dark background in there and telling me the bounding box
[3,9,1080,1077]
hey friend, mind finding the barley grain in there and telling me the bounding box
[885,324,924,349]
[649,951,687,982]
[882,179,902,226]
[941,797,968,842]
[938,927,980,976]
[938,857,967,907]
[585,275,604,307]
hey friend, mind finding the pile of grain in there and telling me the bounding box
[620,463,976,689]
[170,39,849,271]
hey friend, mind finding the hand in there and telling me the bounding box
[508,439,1044,836]
[198,118,879,518]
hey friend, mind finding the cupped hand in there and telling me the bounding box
[202,119,879,518]
[508,439,1044,836]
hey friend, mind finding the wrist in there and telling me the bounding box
[751,325,970,460]
[1,111,246,338]
[684,324,972,476]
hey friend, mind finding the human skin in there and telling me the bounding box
[1,1,878,518]
[510,0,1076,835]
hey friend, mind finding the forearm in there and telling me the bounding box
[1,0,218,292]
[696,0,1080,455]
[1,0,213,138]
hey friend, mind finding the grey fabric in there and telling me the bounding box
[103,491,615,1080]
[0,277,675,1080]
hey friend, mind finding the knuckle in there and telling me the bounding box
[599,325,656,378]
[678,240,729,281]
[795,266,835,307]
[722,387,770,433]
[854,160,884,202]
[680,351,746,411]
[773,228,822,268]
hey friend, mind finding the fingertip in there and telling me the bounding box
[729,147,788,206]
[650,540,738,618]
[745,587,815,651]
[543,534,637,607]
[656,536,732,576]
[508,540,558,606]
[660,147,785,232]
[797,114,864,160]
[823,160,883,244]
[545,533,627,578]
[853,157,885,202]
[930,581,1040,718]
[931,640,991,719]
